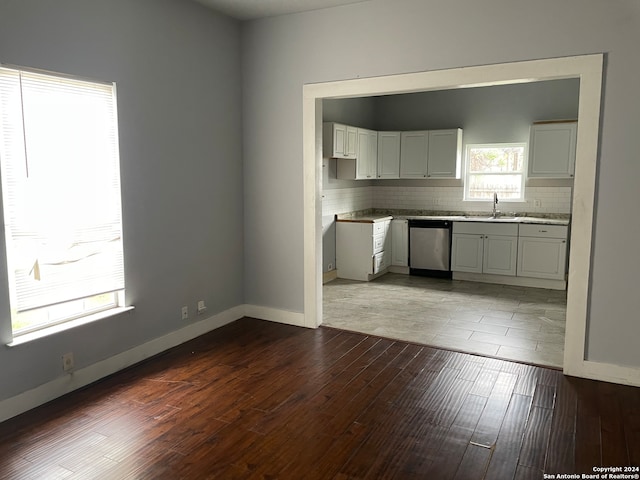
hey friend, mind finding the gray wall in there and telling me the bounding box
[374,79,580,145]
[241,0,640,367]
[0,0,243,401]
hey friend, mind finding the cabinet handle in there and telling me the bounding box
[562,240,566,243]
[539,230,548,233]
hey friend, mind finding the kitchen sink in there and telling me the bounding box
[463,215,519,221]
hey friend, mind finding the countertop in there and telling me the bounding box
[336,215,393,223]
[336,211,569,226]
[396,215,570,226]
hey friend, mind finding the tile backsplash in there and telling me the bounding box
[322,185,572,217]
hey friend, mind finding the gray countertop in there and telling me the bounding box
[395,215,570,226]
[336,211,569,226]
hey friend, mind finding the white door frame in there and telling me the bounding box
[303,54,606,382]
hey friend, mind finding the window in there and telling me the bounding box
[0,65,125,336]
[464,143,526,201]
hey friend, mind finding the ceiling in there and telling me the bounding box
[191,0,369,20]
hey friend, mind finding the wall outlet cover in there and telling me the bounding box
[62,352,74,373]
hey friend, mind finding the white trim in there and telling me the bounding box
[323,270,338,284]
[302,55,630,385]
[245,304,306,327]
[570,361,640,388]
[8,306,134,347]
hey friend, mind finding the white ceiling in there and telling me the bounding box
[191,0,368,20]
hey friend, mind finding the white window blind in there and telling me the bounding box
[0,66,124,316]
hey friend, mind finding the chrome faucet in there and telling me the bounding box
[492,192,499,218]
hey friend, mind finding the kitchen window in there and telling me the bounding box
[0,65,125,337]
[464,143,527,201]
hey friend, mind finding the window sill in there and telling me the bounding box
[7,306,135,347]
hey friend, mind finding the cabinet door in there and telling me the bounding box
[517,237,567,280]
[355,128,378,179]
[345,125,358,158]
[528,122,577,178]
[391,220,408,267]
[400,131,428,178]
[427,129,461,178]
[366,129,378,179]
[332,123,347,157]
[483,235,518,276]
[451,234,484,273]
[377,131,401,179]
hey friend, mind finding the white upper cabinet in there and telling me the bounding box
[356,128,378,180]
[528,121,577,178]
[377,131,401,179]
[400,131,429,178]
[325,122,462,180]
[427,128,462,178]
[323,122,358,159]
[336,127,378,180]
[400,129,462,179]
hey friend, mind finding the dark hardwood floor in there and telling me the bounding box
[1,317,638,479]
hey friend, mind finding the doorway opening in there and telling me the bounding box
[303,55,603,377]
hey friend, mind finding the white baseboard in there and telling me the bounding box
[244,304,306,328]
[323,270,338,284]
[565,360,640,388]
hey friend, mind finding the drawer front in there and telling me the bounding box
[519,224,568,239]
[373,251,389,274]
[453,221,518,236]
[372,221,387,235]
[373,234,386,254]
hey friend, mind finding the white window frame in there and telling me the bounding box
[463,142,527,202]
[0,65,126,337]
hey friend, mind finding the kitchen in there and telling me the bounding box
[321,78,578,369]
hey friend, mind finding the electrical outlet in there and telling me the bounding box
[534,199,542,208]
[62,352,74,373]
[328,263,334,271]
[181,306,189,320]
[197,300,207,315]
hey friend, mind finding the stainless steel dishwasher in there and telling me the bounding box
[408,219,452,279]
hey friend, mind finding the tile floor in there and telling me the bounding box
[322,273,567,369]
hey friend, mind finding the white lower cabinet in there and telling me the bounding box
[336,219,391,281]
[451,222,518,276]
[391,219,408,267]
[517,224,568,280]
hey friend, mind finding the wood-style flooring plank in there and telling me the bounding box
[545,376,578,473]
[484,393,533,479]
[0,317,638,480]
